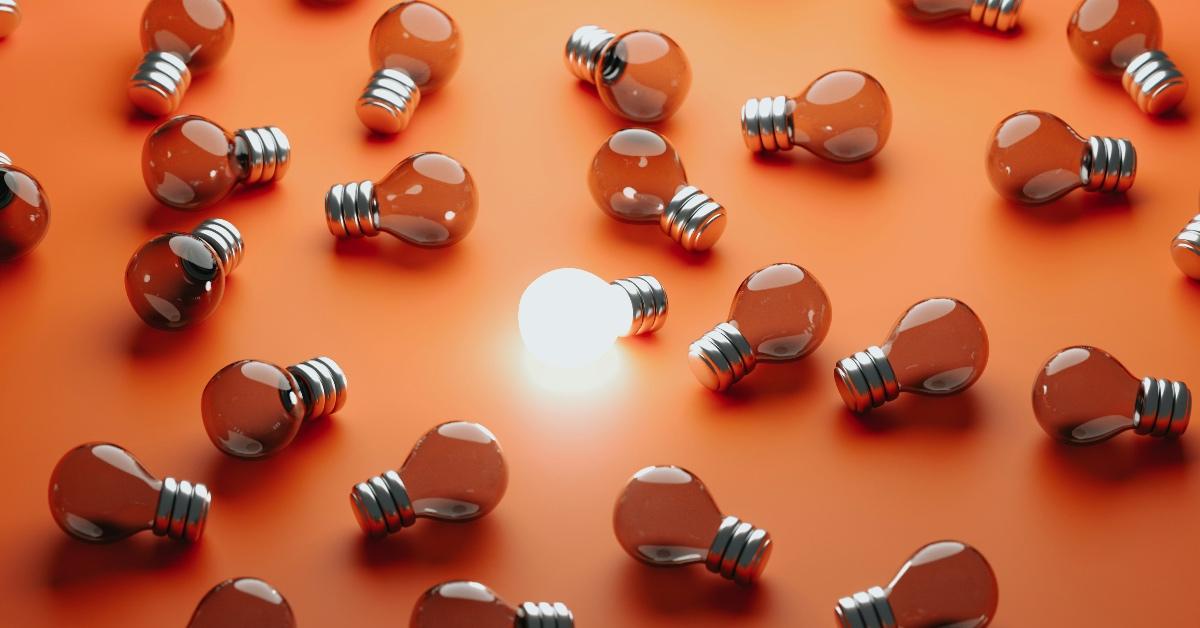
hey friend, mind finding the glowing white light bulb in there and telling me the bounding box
[518,268,667,367]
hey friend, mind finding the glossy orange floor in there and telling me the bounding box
[2,1,1198,626]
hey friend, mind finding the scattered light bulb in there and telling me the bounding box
[1067,0,1186,115]
[0,0,20,38]
[1033,345,1190,445]
[326,152,477,247]
[48,442,210,543]
[125,218,243,330]
[835,540,998,628]
[128,0,235,116]
[887,0,1020,31]
[143,115,290,210]
[350,421,507,537]
[835,297,988,413]
[1171,213,1200,279]
[740,69,892,161]
[985,110,1135,205]
[564,25,692,123]
[613,465,771,585]
[0,152,50,261]
[589,128,726,252]
[188,578,296,628]
[688,262,831,391]
[202,356,348,459]
[519,268,667,368]
[357,1,461,134]
[410,580,574,628]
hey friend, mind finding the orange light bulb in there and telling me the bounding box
[613,465,771,586]
[1033,345,1190,445]
[836,540,998,628]
[0,0,20,38]
[143,115,290,210]
[202,357,348,459]
[125,218,243,331]
[589,128,726,252]
[350,421,507,537]
[985,110,1135,205]
[836,297,987,413]
[740,69,892,161]
[888,0,1020,31]
[564,25,692,123]
[325,152,477,247]
[0,152,50,261]
[1067,0,1186,115]
[188,578,295,628]
[410,581,574,628]
[128,0,234,116]
[48,442,210,543]
[357,1,462,134]
[688,262,832,391]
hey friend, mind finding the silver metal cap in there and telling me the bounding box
[661,186,726,252]
[741,96,795,153]
[286,356,348,421]
[350,469,415,537]
[1081,136,1136,194]
[234,127,291,185]
[834,346,900,413]
[128,51,191,117]
[357,69,421,134]
[968,0,1020,32]
[705,515,772,585]
[688,322,756,391]
[1123,50,1187,116]
[517,602,575,628]
[192,218,244,275]
[0,0,20,39]
[0,151,10,167]
[153,477,211,542]
[611,275,668,336]
[1133,377,1190,438]
[1171,214,1200,279]
[835,586,896,628]
[564,25,614,83]
[325,179,380,239]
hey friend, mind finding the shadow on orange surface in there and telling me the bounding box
[840,392,982,434]
[702,356,822,408]
[750,151,881,181]
[998,192,1134,224]
[125,320,218,361]
[1037,437,1188,484]
[354,516,499,569]
[595,211,717,267]
[206,416,339,500]
[44,535,201,590]
[332,237,465,270]
[618,560,768,617]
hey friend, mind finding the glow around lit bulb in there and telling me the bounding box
[518,268,633,367]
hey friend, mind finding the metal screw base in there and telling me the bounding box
[688,323,756,391]
[325,179,380,238]
[287,356,348,421]
[127,51,191,117]
[517,602,575,628]
[350,469,415,537]
[192,219,244,275]
[835,586,896,628]
[1081,136,1135,194]
[969,0,1020,32]
[1171,214,1200,279]
[1124,50,1187,116]
[0,0,20,39]
[662,186,726,252]
[611,275,668,336]
[740,96,795,153]
[1134,377,1190,438]
[0,151,10,167]
[834,346,900,413]
[564,25,614,83]
[153,477,210,542]
[357,69,421,134]
[234,127,291,186]
[705,515,771,585]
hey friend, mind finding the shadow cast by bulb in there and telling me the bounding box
[597,214,716,267]
[569,82,679,134]
[889,13,1025,39]
[332,236,463,270]
[140,183,281,233]
[206,416,338,501]
[0,251,36,280]
[1037,436,1189,483]
[354,516,498,569]
[750,151,881,181]
[841,392,981,434]
[125,318,216,360]
[44,534,201,590]
[704,356,821,408]
[999,192,1133,224]
[296,0,353,11]
[619,561,768,617]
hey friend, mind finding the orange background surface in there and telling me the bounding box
[2,0,1199,626]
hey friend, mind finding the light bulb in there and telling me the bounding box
[128,0,234,116]
[357,1,461,134]
[48,442,210,543]
[835,297,988,413]
[985,110,1135,205]
[325,152,477,247]
[887,0,1020,31]
[188,578,295,628]
[202,357,348,459]
[1067,0,1186,115]
[688,262,832,391]
[410,580,574,628]
[564,25,691,123]
[1171,213,1200,279]
[589,128,726,252]
[0,0,20,38]
[143,115,290,210]
[1032,345,1190,445]
[740,69,892,161]
[835,540,998,628]
[125,218,243,331]
[350,421,507,537]
[518,268,667,368]
[0,152,50,261]
[613,465,771,585]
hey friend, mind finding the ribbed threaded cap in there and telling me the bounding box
[153,477,210,542]
[128,51,191,117]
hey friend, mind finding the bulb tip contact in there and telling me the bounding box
[128,50,191,117]
[154,477,211,542]
[1124,50,1187,116]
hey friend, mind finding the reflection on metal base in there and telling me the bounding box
[192,218,244,275]
[835,586,897,628]
[969,0,1020,32]
[234,127,291,185]
[740,96,795,153]
[287,356,348,421]
[612,275,668,336]
[357,69,421,134]
[1124,50,1187,116]
[564,25,614,83]
[351,469,416,537]
[153,477,210,542]
[518,602,575,628]
[128,51,191,116]
[705,515,771,585]
[834,346,900,413]
[1171,214,1200,280]
[325,180,380,238]
[662,186,726,252]
[1134,377,1190,438]
[1081,136,1135,194]
[0,151,10,167]
[689,323,756,391]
